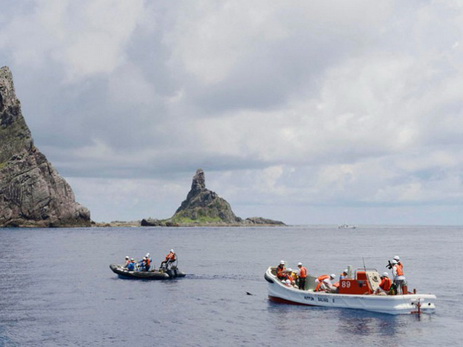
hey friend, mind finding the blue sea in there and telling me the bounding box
[0,225,461,346]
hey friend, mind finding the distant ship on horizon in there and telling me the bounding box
[338,224,356,229]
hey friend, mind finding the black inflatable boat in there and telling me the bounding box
[109,264,186,280]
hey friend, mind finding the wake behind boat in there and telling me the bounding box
[264,266,436,315]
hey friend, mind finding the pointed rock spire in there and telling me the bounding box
[172,169,241,224]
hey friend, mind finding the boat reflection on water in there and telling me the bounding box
[336,309,399,337]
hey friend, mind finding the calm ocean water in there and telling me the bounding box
[0,225,461,346]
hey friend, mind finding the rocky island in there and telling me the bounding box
[0,66,91,227]
[141,169,285,227]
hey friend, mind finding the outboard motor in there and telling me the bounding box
[167,266,178,278]
[172,265,178,277]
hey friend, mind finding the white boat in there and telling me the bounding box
[264,266,436,315]
[338,224,356,229]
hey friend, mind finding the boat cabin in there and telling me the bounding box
[337,269,381,294]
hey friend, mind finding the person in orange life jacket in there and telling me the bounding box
[315,274,336,292]
[375,272,393,295]
[143,253,152,271]
[276,260,288,280]
[161,249,176,269]
[392,256,406,294]
[286,268,297,285]
[297,262,308,290]
[127,258,135,271]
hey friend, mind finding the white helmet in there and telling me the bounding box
[382,272,389,277]
[146,253,150,257]
[392,259,398,264]
[130,258,134,261]
[125,256,129,259]
[170,249,174,253]
[343,269,348,273]
[298,262,303,266]
[330,274,336,279]
[287,268,293,272]
[280,260,285,265]
[393,255,400,261]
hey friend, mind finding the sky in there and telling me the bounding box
[1,0,462,225]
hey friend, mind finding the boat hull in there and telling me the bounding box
[265,267,436,315]
[110,264,186,280]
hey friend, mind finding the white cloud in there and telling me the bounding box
[0,0,146,81]
[1,0,462,224]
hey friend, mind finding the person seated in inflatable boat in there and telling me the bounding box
[144,253,152,271]
[138,257,147,271]
[123,256,130,268]
[127,258,136,271]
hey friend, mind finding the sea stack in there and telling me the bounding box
[171,168,242,224]
[0,66,91,227]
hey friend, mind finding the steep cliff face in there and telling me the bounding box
[172,169,242,224]
[0,66,91,227]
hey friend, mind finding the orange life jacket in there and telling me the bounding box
[380,277,393,291]
[299,267,308,278]
[396,263,404,276]
[315,275,330,291]
[146,258,151,266]
[166,252,176,261]
[277,265,287,279]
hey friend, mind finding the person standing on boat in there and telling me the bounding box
[392,256,406,294]
[297,262,308,290]
[375,272,393,295]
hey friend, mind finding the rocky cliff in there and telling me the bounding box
[0,66,91,227]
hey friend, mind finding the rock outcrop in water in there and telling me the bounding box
[171,169,242,224]
[142,169,285,226]
[0,66,91,227]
